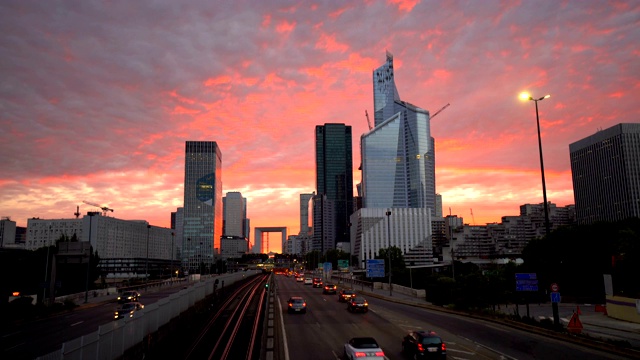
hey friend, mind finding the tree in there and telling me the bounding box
[375,246,405,281]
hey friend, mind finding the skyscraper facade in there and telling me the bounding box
[361,53,436,213]
[299,193,314,236]
[315,124,354,251]
[570,123,640,224]
[183,141,222,274]
[223,192,248,238]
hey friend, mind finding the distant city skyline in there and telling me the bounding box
[2,2,639,254]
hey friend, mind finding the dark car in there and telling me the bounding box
[287,296,307,314]
[114,302,144,320]
[347,297,368,313]
[117,291,140,304]
[402,331,446,359]
[312,277,323,288]
[323,283,337,294]
[338,289,356,302]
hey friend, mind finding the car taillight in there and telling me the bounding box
[288,303,292,307]
[303,302,306,306]
[354,352,367,357]
[375,351,384,356]
[417,343,424,351]
[441,343,446,351]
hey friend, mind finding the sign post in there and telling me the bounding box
[551,283,560,327]
[515,273,538,318]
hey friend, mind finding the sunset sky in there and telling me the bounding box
[1,1,638,253]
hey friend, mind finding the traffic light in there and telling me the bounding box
[265,283,269,288]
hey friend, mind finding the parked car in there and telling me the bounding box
[287,296,307,314]
[323,283,337,294]
[117,291,140,304]
[312,277,323,288]
[401,331,446,359]
[343,337,385,360]
[114,302,144,320]
[347,297,369,313]
[338,289,356,302]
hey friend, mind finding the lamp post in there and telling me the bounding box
[170,232,175,282]
[84,213,95,304]
[520,92,556,325]
[146,224,151,289]
[519,92,552,237]
[43,223,52,305]
[385,210,392,296]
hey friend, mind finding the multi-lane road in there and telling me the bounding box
[274,274,630,360]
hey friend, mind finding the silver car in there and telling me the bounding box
[287,296,307,314]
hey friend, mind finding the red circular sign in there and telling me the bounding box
[551,283,559,292]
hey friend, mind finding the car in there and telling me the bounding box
[304,277,313,285]
[114,301,144,320]
[402,331,446,359]
[117,290,140,304]
[343,337,385,360]
[338,289,356,302]
[323,283,337,294]
[347,297,369,313]
[287,296,307,314]
[312,277,323,288]
[296,276,304,282]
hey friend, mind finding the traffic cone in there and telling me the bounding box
[567,312,583,334]
[577,305,582,315]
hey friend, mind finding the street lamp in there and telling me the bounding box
[43,223,52,305]
[170,232,175,282]
[519,92,552,237]
[84,213,95,304]
[385,210,392,296]
[146,224,151,289]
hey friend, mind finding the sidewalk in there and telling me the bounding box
[340,282,640,353]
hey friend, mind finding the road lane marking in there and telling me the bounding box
[70,321,84,327]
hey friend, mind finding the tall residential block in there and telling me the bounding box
[183,141,222,273]
[315,124,354,252]
[569,123,640,224]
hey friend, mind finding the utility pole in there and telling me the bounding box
[386,210,392,296]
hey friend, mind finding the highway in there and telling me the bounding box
[274,274,630,360]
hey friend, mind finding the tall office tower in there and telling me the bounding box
[223,192,248,237]
[570,123,640,224]
[183,141,222,274]
[361,52,436,214]
[315,124,354,251]
[299,193,314,235]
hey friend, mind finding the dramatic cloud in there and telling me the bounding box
[1,1,639,253]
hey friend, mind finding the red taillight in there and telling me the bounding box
[354,352,367,357]
[288,303,292,307]
[417,343,424,351]
[303,302,306,306]
[375,351,384,356]
[441,343,446,351]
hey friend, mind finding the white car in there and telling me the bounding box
[343,337,385,360]
[304,277,313,285]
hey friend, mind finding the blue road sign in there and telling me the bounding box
[366,259,385,278]
[516,285,539,292]
[551,292,561,303]
[515,273,537,280]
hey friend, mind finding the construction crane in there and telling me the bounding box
[74,205,80,219]
[430,103,450,119]
[365,110,373,130]
[82,200,114,216]
[470,208,475,225]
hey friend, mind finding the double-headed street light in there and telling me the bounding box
[519,92,552,238]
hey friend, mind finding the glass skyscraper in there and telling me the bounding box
[315,124,354,252]
[362,52,436,213]
[182,141,222,274]
[570,123,640,224]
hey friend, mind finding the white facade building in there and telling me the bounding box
[350,208,433,267]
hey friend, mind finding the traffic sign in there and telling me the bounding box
[551,283,559,292]
[515,273,537,280]
[551,292,561,303]
[366,259,385,278]
[515,273,538,291]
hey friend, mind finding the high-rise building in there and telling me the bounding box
[361,52,436,214]
[315,124,354,252]
[569,123,640,224]
[183,141,222,274]
[299,193,314,236]
[223,192,248,238]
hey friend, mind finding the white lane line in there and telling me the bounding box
[459,335,518,360]
[276,296,290,360]
[70,321,84,327]
[448,348,476,355]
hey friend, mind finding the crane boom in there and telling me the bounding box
[430,103,450,119]
[82,200,114,216]
[365,110,373,130]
